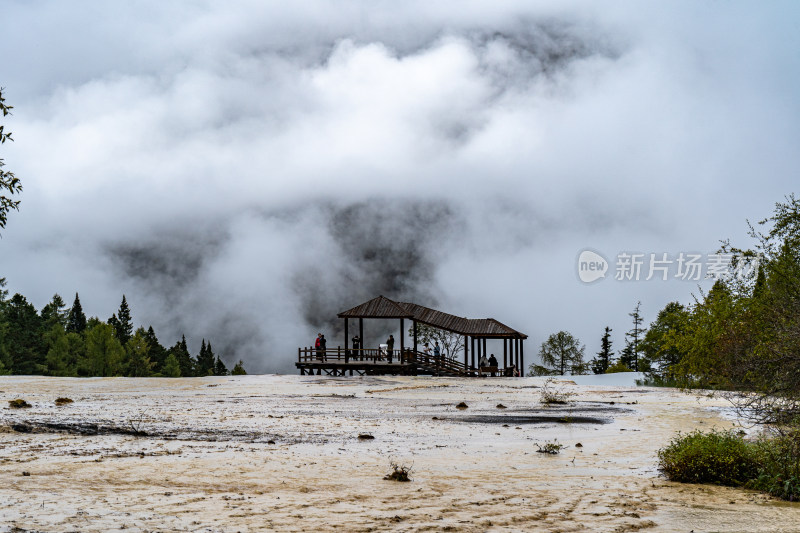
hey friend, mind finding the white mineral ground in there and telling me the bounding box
[1,374,799,532]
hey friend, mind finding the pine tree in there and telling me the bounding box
[162,353,181,377]
[170,334,194,377]
[214,353,228,376]
[5,293,45,374]
[231,360,247,375]
[40,294,68,330]
[83,322,124,377]
[195,339,215,376]
[125,328,153,377]
[113,295,133,345]
[619,301,646,371]
[66,293,87,334]
[144,326,168,373]
[591,327,613,374]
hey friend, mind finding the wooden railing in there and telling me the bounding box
[297,347,484,377]
[297,347,413,364]
[406,350,472,376]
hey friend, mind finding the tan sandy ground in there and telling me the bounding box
[1,375,799,532]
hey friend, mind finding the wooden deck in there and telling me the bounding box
[296,347,513,377]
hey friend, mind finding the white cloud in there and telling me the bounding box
[1,1,798,371]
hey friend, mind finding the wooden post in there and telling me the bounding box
[519,339,524,377]
[510,340,515,375]
[503,339,507,370]
[359,318,364,361]
[471,337,476,370]
[344,319,349,364]
[464,336,468,371]
[413,320,418,354]
[400,318,404,358]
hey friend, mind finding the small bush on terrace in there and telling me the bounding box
[749,431,800,501]
[658,429,800,501]
[657,429,758,486]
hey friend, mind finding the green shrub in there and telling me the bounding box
[657,429,759,486]
[749,432,800,501]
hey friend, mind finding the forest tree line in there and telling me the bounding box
[0,287,247,378]
[534,194,800,424]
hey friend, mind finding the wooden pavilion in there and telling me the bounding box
[296,296,527,377]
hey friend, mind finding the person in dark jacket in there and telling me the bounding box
[351,335,361,359]
[386,335,395,362]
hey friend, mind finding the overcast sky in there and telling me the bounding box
[1,1,799,373]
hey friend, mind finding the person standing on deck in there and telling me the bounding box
[433,342,440,358]
[386,335,395,363]
[315,333,322,359]
[319,334,327,358]
[352,335,361,359]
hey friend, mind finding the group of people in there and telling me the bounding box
[478,353,499,368]
[314,334,518,375]
[422,342,441,357]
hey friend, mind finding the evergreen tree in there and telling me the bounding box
[0,277,11,372]
[5,293,45,374]
[108,313,120,335]
[114,295,133,345]
[619,301,646,371]
[591,326,613,374]
[125,327,153,377]
[195,339,215,376]
[83,322,124,377]
[162,353,181,377]
[40,294,68,330]
[231,360,247,375]
[169,334,194,377]
[45,326,84,377]
[144,326,168,374]
[214,353,228,376]
[66,293,87,334]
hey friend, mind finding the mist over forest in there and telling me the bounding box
[1,2,799,372]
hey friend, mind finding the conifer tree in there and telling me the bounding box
[144,326,168,373]
[125,327,153,377]
[170,334,194,377]
[113,295,133,345]
[231,360,247,375]
[195,339,215,376]
[66,293,87,334]
[591,326,613,374]
[619,301,646,371]
[214,353,228,376]
[40,294,68,330]
[162,353,181,377]
[83,322,124,377]
[5,293,45,374]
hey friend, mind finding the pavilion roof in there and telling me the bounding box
[337,296,527,339]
